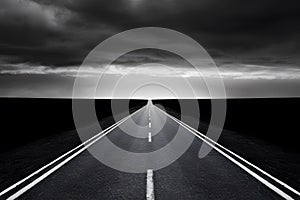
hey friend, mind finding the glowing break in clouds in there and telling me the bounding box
[2,63,300,80]
[1,62,300,98]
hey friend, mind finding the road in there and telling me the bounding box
[1,101,299,199]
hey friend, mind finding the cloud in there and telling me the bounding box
[2,63,300,81]
[0,0,299,67]
[0,0,114,66]
[218,64,300,80]
[0,0,300,98]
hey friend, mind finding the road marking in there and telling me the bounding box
[0,110,134,197]
[155,106,298,200]
[146,169,155,200]
[148,107,152,142]
[4,107,145,200]
[148,132,152,142]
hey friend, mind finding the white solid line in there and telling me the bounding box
[148,132,152,142]
[6,107,144,200]
[155,106,297,200]
[155,106,300,197]
[0,107,137,197]
[178,120,300,197]
[146,169,155,200]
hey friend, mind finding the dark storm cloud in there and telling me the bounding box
[0,0,299,67]
[60,0,300,65]
[0,0,115,66]
[110,49,189,67]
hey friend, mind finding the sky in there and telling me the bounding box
[0,0,300,98]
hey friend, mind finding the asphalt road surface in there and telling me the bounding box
[1,102,299,200]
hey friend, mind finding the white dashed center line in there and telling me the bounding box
[146,169,155,200]
[148,132,152,142]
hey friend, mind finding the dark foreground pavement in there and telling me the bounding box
[1,103,299,199]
